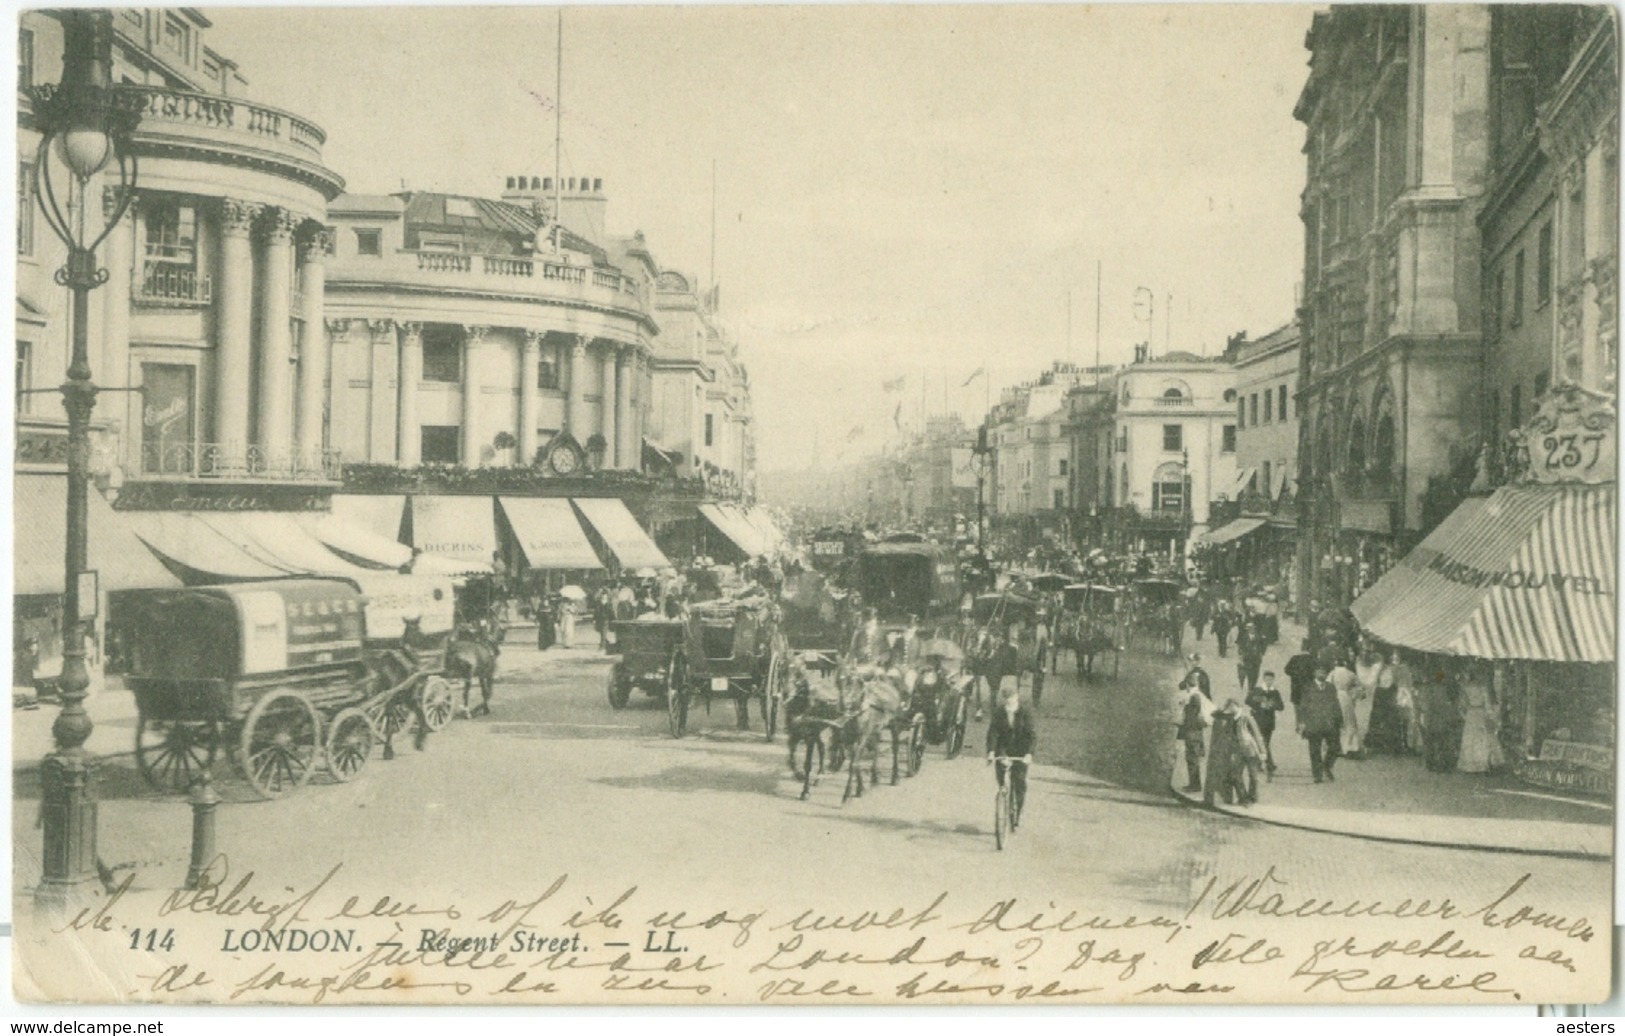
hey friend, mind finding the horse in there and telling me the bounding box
[446,623,501,717]
[841,668,907,802]
[785,659,847,800]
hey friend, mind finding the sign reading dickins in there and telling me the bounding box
[410,495,497,563]
[1517,382,1615,486]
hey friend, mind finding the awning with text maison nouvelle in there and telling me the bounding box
[1350,482,1615,663]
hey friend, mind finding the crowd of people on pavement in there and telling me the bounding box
[1177,582,1515,802]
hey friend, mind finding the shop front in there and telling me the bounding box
[1349,386,1616,796]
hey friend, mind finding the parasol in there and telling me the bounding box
[558,584,587,601]
[919,639,964,663]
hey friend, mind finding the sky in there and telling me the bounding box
[201,3,1312,473]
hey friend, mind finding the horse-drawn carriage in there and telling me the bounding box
[966,591,1045,704]
[122,576,459,799]
[1128,577,1187,656]
[608,593,788,740]
[1057,583,1123,679]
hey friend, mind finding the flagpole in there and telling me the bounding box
[1095,260,1102,371]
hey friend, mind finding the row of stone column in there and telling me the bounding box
[215,199,327,464]
[340,319,645,469]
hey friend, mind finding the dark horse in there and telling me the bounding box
[785,658,847,800]
[447,623,501,717]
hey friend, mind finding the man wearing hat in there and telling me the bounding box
[1180,653,1212,701]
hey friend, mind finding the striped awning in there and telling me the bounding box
[1350,482,1615,663]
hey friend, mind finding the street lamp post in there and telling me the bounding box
[31,9,141,906]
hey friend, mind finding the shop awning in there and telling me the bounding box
[571,497,669,570]
[331,494,406,541]
[498,497,602,570]
[121,511,293,582]
[299,513,413,570]
[409,495,498,571]
[1201,517,1268,548]
[1350,482,1615,663]
[742,506,785,551]
[699,503,765,558]
[195,513,372,577]
[724,503,773,555]
[1223,467,1256,500]
[13,476,182,595]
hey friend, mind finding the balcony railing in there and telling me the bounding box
[135,265,212,306]
[339,249,646,307]
[118,85,327,159]
[138,442,343,483]
[1151,396,1194,407]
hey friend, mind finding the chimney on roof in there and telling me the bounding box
[503,174,608,246]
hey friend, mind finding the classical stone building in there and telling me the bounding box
[1294,6,1492,611]
[322,180,656,475]
[1480,5,1617,454]
[651,274,755,498]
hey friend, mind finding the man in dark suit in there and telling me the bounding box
[1297,664,1343,783]
[1284,638,1317,709]
[986,684,1036,827]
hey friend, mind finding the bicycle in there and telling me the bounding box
[989,754,1031,850]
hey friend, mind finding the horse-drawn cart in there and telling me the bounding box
[606,616,686,714]
[670,597,788,740]
[122,576,457,799]
[1060,583,1124,679]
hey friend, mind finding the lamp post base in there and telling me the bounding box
[36,749,102,907]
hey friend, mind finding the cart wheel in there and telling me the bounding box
[761,654,783,742]
[607,663,631,710]
[909,715,926,776]
[326,708,376,782]
[666,652,689,738]
[239,692,321,799]
[135,716,220,794]
[419,677,455,732]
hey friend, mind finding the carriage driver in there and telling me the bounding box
[987,683,1036,829]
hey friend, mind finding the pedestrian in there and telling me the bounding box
[1180,652,1212,700]
[1456,664,1505,774]
[1284,637,1317,710]
[559,596,577,648]
[1297,664,1343,783]
[1211,599,1234,658]
[1419,668,1462,772]
[1354,641,1384,752]
[1210,698,1264,805]
[1190,592,1210,643]
[1235,620,1266,694]
[1365,649,1404,755]
[1176,683,1211,792]
[1394,651,1422,754]
[1245,669,1285,776]
[1328,654,1362,757]
[539,597,559,652]
[594,585,613,650]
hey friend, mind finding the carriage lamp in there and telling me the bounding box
[31,9,141,907]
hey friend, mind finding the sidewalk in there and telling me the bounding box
[1169,617,1614,859]
[9,639,610,775]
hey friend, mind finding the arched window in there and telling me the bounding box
[1152,461,1185,513]
[1163,387,1184,400]
[1346,415,1366,477]
[1371,412,1395,482]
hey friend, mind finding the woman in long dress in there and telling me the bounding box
[1456,669,1505,773]
[1365,652,1403,755]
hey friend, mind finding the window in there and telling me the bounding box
[1279,384,1288,422]
[1537,221,1553,307]
[1116,427,1127,452]
[1264,388,1274,422]
[139,364,196,475]
[1223,388,1237,403]
[1162,424,1182,452]
[1222,424,1237,453]
[1249,393,1259,427]
[1511,248,1525,326]
[1053,489,1065,509]
[18,28,33,91]
[1371,415,1395,482]
[1237,395,1246,429]
[1534,369,1550,400]
[1346,417,1366,477]
[1057,458,1068,476]
[16,341,30,416]
[1118,463,1128,502]
[420,426,460,464]
[421,327,461,383]
[704,413,714,447]
[1490,265,1505,338]
[1262,461,1273,496]
[162,15,189,59]
[537,355,559,390]
[1152,463,1185,513]
[144,201,198,267]
[17,161,33,256]
[354,228,382,256]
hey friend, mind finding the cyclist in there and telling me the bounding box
[986,682,1036,828]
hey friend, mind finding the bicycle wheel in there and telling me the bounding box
[994,782,1008,851]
